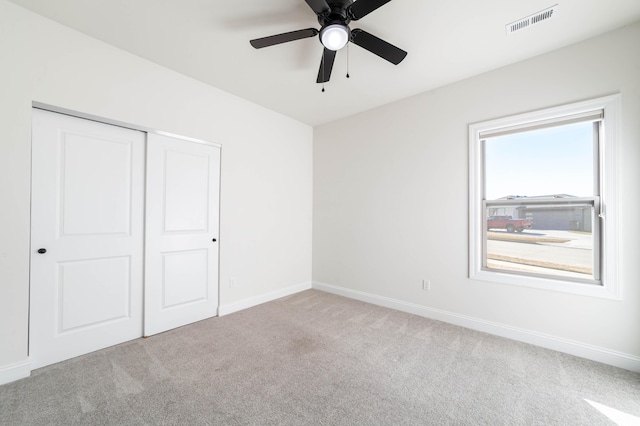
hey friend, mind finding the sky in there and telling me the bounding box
[484,121,595,200]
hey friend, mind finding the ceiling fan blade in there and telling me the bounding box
[350,29,407,65]
[305,0,331,16]
[348,0,392,20]
[250,28,318,49]
[316,48,337,83]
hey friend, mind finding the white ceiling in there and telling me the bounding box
[9,0,640,126]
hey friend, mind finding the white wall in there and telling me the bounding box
[314,23,640,361]
[0,0,312,377]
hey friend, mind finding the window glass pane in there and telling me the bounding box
[485,203,595,282]
[484,121,595,200]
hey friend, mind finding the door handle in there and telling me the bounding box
[212,238,217,243]
[37,248,47,254]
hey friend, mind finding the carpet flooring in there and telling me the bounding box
[1,289,639,425]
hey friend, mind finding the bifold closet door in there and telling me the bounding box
[29,109,145,369]
[144,133,220,336]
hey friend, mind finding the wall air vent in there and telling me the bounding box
[506,4,558,35]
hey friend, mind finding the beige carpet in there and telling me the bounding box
[1,289,639,425]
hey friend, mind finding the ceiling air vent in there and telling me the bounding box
[506,4,558,35]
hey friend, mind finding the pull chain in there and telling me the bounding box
[346,43,350,78]
[321,52,326,93]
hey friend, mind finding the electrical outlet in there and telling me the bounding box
[422,279,430,291]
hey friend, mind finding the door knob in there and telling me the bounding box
[212,238,217,242]
[37,248,47,254]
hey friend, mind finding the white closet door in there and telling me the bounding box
[144,133,220,336]
[29,109,145,369]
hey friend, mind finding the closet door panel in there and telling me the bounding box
[29,109,145,369]
[145,133,220,336]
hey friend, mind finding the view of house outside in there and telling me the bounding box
[483,121,596,281]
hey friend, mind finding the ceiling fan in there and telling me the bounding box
[249,0,407,85]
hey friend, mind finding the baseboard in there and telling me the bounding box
[0,359,31,386]
[219,281,312,316]
[312,281,640,373]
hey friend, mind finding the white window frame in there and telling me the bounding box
[469,94,621,299]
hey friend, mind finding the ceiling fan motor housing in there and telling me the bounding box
[317,0,354,49]
[317,0,354,27]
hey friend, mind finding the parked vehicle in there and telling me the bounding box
[487,215,533,233]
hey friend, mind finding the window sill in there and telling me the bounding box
[470,268,620,299]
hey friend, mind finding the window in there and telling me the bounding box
[469,95,620,298]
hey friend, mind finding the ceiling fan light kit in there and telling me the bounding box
[249,0,407,86]
[320,24,350,51]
